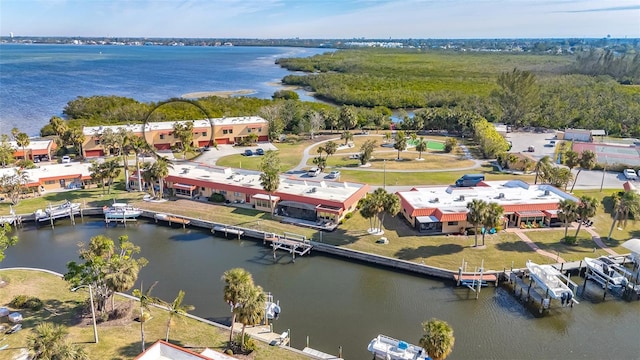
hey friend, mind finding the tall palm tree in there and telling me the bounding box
[118,129,134,190]
[419,318,455,360]
[153,156,173,199]
[141,162,156,198]
[557,199,578,239]
[237,285,266,351]
[132,281,161,352]
[481,202,504,246]
[570,150,597,192]
[534,156,551,184]
[222,268,254,344]
[415,137,428,159]
[607,190,640,241]
[574,196,599,238]
[102,158,121,195]
[15,132,30,161]
[466,199,488,247]
[131,135,150,192]
[259,151,281,217]
[165,290,195,342]
[341,130,353,146]
[105,256,141,311]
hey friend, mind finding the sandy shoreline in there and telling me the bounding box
[181,89,255,99]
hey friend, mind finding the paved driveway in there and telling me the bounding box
[196,143,278,165]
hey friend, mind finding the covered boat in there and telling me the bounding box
[34,200,81,221]
[526,260,575,302]
[584,257,628,287]
[103,203,142,219]
[367,334,429,360]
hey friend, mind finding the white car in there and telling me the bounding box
[328,170,341,179]
[623,169,638,180]
[61,156,71,163]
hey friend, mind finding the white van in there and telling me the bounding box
[307,167,321,177]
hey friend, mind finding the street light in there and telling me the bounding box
[71,285,98,343]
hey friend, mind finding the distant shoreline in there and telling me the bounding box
[181,89,256,99]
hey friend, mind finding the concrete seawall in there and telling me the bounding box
[17,207,503,281]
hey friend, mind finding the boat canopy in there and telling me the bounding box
[621,238,640,255]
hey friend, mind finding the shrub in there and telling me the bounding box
[224,349,234,356]
[234,333,257,352]
[209,193,226,203]
[444,138,457,153]
[10,295,28,308]
[564,236,578,245]
[10,295,43,310]
[344,212,353,219]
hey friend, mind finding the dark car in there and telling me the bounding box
[244,149,253,156]
[256,148,264,155]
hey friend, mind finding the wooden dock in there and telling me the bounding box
[213,225,244,239]
[263,232,312,262]
[155,214,191,228]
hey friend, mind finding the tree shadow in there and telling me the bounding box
[395,244,464,260]
[496,241,536,252]
[318,228,364,246]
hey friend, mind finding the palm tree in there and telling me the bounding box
[141,162,156,198]
[466,199,488,247]
[131,135,150,192]
[15,132,30,161]
[165,290,195,342]
[415,137,428,159]
[574,196,599,238]
[153,156,173,199]
[419,318,455,360]
[102,158,121,195]
[341,130,353,146]
[222,268,254,344]
[557,199,578,239]
[68,128,86,158]
[28,322,88,360]
[259,151,281,217]
[482,202,504,246]
[105,256,140,311]
[237,285,266,351]
[118,129,134,190]
[394,130,407,160]
[383,132,393,143]
[534,156,551,184]
[570,150,597,192]
[607,190,640,241]
[132,281,161,352]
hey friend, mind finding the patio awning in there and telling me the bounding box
[277,200,317,211]
[172,183,196,191]
[416,215,439,223]
[543,209,558,218]
[252,193,280,201]
[516,210,546,218]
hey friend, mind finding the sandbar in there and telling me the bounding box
[181,89,256,99]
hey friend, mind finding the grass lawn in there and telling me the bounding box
[573,189,635,255]
[0,269,306,360]
[524,229,610,263]
[309,152,475,171]
[215,138,319,171]
[321,211,550,271]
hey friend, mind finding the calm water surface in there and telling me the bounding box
[0,44,328,136]
[3,220,640,359]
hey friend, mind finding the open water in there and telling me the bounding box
[0,44,328,136]
[3,220,640,359]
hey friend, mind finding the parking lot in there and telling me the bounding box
[505,131,557,161]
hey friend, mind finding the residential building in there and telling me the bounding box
[135,340,235,360]
[82,116,268,157]
[133,162,369,226]
[0,162,93,195]
[397,180,579,234]
[10,139,57,161]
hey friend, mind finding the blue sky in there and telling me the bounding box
[1,0,639,39]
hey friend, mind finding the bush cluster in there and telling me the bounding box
[10,294,44,311]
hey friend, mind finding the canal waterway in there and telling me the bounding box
[3,219,640,359]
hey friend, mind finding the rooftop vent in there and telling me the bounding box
[544,189,550,196]
[497,193,505,199]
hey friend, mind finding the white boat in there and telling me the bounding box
[34,201,80,221]
[584,257,628,287]
[154,213,169,221]
[526,260,575,301]
[367,334,429,360]
[265,292,281,320]
[103,203,142,219]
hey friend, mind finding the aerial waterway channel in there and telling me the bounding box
[3,218,640,359]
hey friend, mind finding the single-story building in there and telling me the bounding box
[397,180,579,234]
[10,139,57,161]
[559,128,594,142]
[133,162,369,226]
[82,116,269,157]
[135,340,234,360]
[0,162,94,197]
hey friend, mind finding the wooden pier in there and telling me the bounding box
[263,232,312,262]
[104,216,138,226]
[213,225,244,239]
[154,214,191,228]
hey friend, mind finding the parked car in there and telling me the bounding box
[61,156,71,163]
[307,167,321,177]
[243,149,253,156]
[256,148,264,155]
[623,169,638,180]
[328,170,341,179]
[527,146,535,152]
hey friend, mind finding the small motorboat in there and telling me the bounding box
[103,203,142,219]
[367,334,429,360]
[584,257,628,287]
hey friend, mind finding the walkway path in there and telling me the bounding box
[509,229,567,263]
[584,227,619,256]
